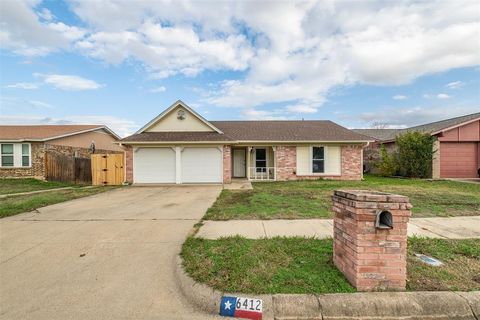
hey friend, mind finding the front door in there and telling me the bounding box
[233,149,246,177]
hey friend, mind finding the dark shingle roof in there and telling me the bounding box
[405,112,480,134]
[121,120,372,143]
[211,120,371,141]
[352,129,403,141]
[353,112,480,142]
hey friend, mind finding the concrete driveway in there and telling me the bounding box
[0,186,222,320]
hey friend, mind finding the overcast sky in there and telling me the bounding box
[1,0,479,137]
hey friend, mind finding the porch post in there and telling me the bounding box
[272,146,276,181]
[247,147,252,180]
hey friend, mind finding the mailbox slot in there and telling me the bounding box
[375,210,393,229]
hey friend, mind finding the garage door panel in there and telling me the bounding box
[440,142,478,178]
[134,148,176,183]
[181,147,222,183]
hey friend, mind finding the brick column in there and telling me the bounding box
[332,190,412,291]
[125,145,133,184]
[223,145,232,184]
[275,146,296,181]
[432,138,440,179]
[340,145,363,180]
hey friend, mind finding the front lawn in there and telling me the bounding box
[408,237,480,291]
[181,237,480,294]
[204,175,480,220]
[0,178,76,195]
[0,187,117,218]
[182,236,354,294]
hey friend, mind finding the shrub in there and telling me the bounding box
[376,144,398,176]
[396,131,435,178]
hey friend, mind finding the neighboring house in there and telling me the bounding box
[119,100,372,184]
[0,125,123,179]
[354,112,480,179]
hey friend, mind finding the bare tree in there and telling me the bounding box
[370,121,389,129]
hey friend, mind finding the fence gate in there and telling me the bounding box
[91,154,124,186]
[45,152,92,184]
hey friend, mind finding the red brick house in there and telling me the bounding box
[119,100,372,184]
[0,125,123,179]
[355,112,480,179]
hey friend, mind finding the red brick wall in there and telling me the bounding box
[332,190,411,291]
[125,145,133,183]
[223,145,232,183]
[340,145,363,180]
[45,144,120,157]
[275,146,297,180]
[274,145,363,181]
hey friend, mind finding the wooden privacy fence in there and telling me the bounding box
[45,152,92,184]
[91,153,124,186]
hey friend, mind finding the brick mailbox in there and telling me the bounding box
[332,190,412,291]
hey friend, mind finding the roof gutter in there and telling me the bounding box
[0,139,45,142]
[118,139,374,145]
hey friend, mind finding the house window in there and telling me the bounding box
[255,148,267,172]
[0,143,31,167]
[1,144,14,167]
[312,146,325,173]
[22,144,30,167]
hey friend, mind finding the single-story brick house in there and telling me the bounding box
[119,100,372,184]
[354,112,480,179]
[0,125,123,179]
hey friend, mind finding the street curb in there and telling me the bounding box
[175,256,275,319]
[175,256,480,320]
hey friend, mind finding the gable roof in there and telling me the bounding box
[0,125,120,142]
[406,112,480,135]
[211,120,372,142]
[353,112,480,142]
[121,120,373,143]
[136,100,223,134]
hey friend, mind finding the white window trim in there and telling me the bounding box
[309,146,327,175]
[22,143,31,167]
[1,143,14,168]
[0,143,32,168]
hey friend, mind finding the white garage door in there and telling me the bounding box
[181,147,222,183]
[133,148,176,183]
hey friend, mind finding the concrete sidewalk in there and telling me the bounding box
[196,216,480,239]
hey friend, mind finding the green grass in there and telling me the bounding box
[204,175,480,220]
[0,187,117,218]
[0,178,77,195]
[407,237,480,291]
[181,237,480,294]
[181,236,355,294]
